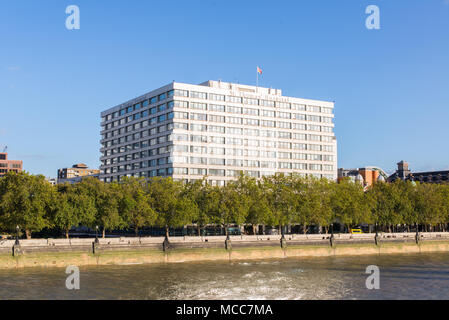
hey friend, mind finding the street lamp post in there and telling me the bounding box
[225,224,231,251]
[95,225,99,244]
[15,225,20,245]
[375,223,379,246]
[415,223,419,244]
[280,225,287,249]
[330,223,335,247]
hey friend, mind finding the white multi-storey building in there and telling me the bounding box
[100,80,337,184]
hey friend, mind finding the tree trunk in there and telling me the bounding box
[165,225,169,238]
[197,225,201,237]
[65,229,69,239]
[325,226,329,234]
[25,229,31,239]
[252,224,257,235]
[102,229,105,238]
[135,226,139,237]
[303,225,307,234]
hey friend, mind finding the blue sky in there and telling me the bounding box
[1,0,448,178]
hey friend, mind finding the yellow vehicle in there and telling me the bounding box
[350,228,363,234]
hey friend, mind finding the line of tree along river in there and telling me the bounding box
[0,171,449,239]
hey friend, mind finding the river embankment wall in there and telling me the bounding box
[1,232,448,269]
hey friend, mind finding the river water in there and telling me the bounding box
[0,253,448,299]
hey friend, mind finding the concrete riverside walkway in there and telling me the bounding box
[2,232,449,254]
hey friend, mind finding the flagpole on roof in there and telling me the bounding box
[256,66,258,93]
[256,66,263,93]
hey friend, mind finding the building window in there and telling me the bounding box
[260,100,275,107]
[174,100,188,108]
[227,106,242,114]
[243,98,259,105]
[190,113,207,121]
[190,102,207,110]
[190,91,207,99]
[191,168,207,175]
[174,89,189,97]
[209,93,225,101]
[209,104,225,112]
[227,96,242,104]
[208,158,225,165]
[174,167,188,175]
[307,105,321,113]
[209,169,225,176]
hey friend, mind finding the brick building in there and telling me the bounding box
[0,152,23,177]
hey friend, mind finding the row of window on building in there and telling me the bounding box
[102,153,334,169]
[103,108,333,135]
[102,165,335,182]
[0,163,21,169]
[102,88,333,124]
[103,159,333,173]
[102,135,334,157]
[103,128,334,148]
[102,147,334,167]
[102,117,334,146]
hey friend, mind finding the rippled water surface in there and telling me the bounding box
[1,253,449,299]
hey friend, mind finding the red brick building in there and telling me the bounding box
[0,152,23,177]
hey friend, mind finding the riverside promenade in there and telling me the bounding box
[1,232,449,269]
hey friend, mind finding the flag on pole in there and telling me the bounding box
[257,66,262,75]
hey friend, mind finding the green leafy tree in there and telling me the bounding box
[299,177,334,234]
[331,178,370,232]
[244,177,271,235]
[210,180,250,236]
[391,180,416,231]
[0,171,54,239]
[184,179,218,236]
[413,183,445,232]
[263,174,297,235]
[149,177,198,238]
[76,177,123,237]
[118,177,156,236]
[53,183,96,238]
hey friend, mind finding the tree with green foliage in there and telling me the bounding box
[212,180,250,236]
[76,177,123,237]
[331,178,370,232]
[0,171,54,239]
[118,177,156,236]
[149,177,198,238]
[184,178,218,236]
[263,174,297,235]
[391,180,416,232]
[242,177,271,235]
[53,183,96,238]
[413,183,445,232]
[297,177,334,234]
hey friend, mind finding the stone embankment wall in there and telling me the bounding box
[1,232,448,269]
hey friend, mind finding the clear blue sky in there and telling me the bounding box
[1,0,448,178]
